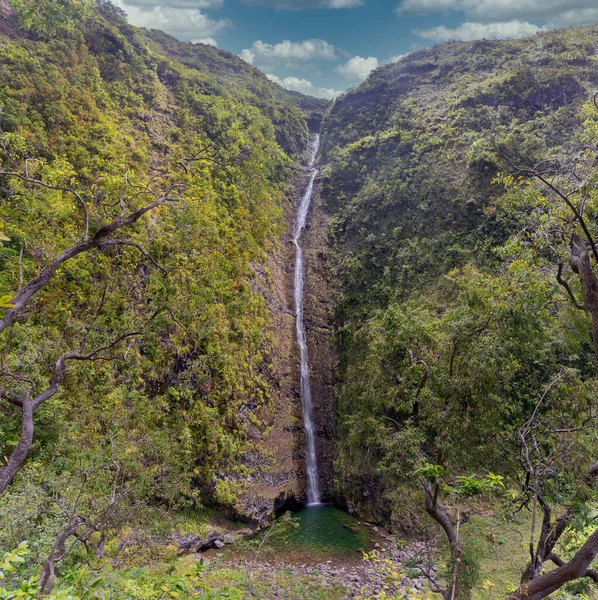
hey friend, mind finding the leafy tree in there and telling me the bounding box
[9,0,95,36]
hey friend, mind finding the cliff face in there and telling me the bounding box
[318,24,598,525]
[236,178,307,522]
[0,0,18,34]
[302,176,338,501]
[0,2,321,528]
[240,158,338,517]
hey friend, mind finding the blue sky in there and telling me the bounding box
[115,0,598,97]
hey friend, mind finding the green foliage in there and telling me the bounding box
[325,24,598,534]
[321,25,598,598]
[0,0,311,583]
[9,0,95,36]
[0,543,83,600]
[0,543,29,579]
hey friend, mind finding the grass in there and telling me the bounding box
[198,565,348,599]
[460,510,535,599]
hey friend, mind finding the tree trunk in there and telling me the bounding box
[509,528,598,599]
[570,235,598,373]
[0,401,34,494]
[39,522,79,594]
[520,501,568,585]
[423,481,459,600]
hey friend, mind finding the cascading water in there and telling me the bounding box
[294,134,321,506]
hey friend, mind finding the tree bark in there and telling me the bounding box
[0,400,33,493]
[0,333,138,494]
[569,235,598,374]
[509,528,598,600]
[423,480,459,600]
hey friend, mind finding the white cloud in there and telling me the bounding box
[191,37,218,46]
[244,0,363,9]
[414,19,544,42]
[266,74,342,98]
[389,54,407,63]
[239,49,256,64]
[241,39,338,63]
[121,0,223,7]
[336,56,379,82]
[396,0,598,23]
[546,8,598,28]
[113,1,231,41]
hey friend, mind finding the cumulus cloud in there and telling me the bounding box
[191,37,218,46]
[336,56,379,82]
[240,39,338,65]
[414,20,544,42]
[396,0,598,23]
[546,8,598,28]
[266,74,342,98]
[121,0,223,8]
[244,0,363,9]
[389,54,407,63]
[239,49,256,64]
[114,0,231,41]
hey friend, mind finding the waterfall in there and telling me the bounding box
[294,134,321,506]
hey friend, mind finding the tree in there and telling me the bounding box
[37,455,136,595]
[497,96,598,374]
[336,262,560,598]
[483,96,598,597]
[0,131,186,494]
[8,0,95,36]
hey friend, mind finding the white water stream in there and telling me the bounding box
[294,134,321,506]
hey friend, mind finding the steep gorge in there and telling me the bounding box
[4,3,598,596]
[0,0,324,536]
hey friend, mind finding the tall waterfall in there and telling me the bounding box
[294,134,321,506]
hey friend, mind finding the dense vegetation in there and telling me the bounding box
[3,0,598,596]
[0,0,321,595]
[321,25,598,597]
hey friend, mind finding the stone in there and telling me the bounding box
[213,540,225,549]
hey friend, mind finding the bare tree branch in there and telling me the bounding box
[0,332,140,494]
[98,239,167,275]
[0,184,183,335]
[556,262,586,310]
[0,170,90,240]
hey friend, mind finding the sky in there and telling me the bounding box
[113,0,598,98]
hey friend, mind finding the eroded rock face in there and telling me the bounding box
[0,0,19,36]
[233,164,312,524]
[0,0,12,16]
[302,177,338,501]
[229,144,339,524]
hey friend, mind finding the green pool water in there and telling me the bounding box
[283,505,371,558]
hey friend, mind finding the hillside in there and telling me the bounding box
[3,1,598,598]
[320,23,598,576]
[321,26,598,315]
[0,0,322,567]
